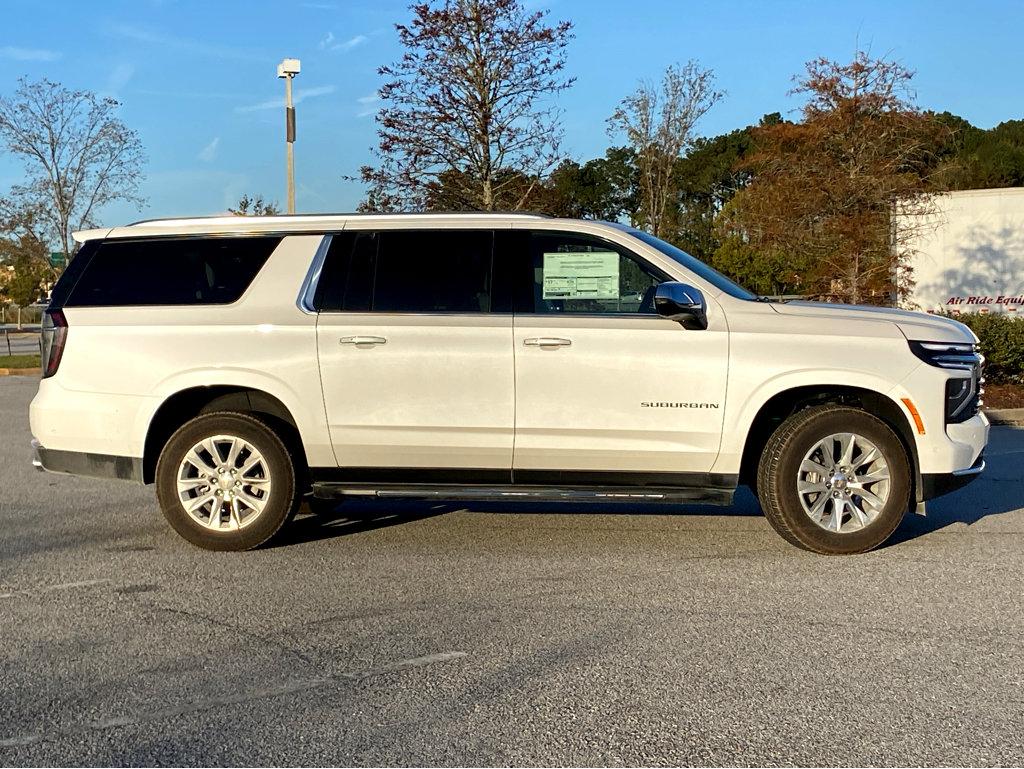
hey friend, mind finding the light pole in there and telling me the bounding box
[277,58,301,214]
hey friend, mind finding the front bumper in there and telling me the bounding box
[31,438,144,483]
[920,454,985,501]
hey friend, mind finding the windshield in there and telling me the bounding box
[629,230,757,301]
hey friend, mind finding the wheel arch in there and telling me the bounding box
[738,385,920,502]
[142,386,309,486]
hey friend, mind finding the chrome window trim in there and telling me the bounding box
[317,311,513,318]
[297,234,334,314]
[312,311,667,319]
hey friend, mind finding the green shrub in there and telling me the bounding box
[944,312,1024,384]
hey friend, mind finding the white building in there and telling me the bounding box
[899,187,1024,314]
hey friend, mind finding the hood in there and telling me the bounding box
[770,301,977,344]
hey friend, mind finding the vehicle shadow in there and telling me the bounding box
[273,498,453,546]
[886,425,1024,546]
[272,427,1022,550]
[270,486,765,548]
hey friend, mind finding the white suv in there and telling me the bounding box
[30,213,988,554]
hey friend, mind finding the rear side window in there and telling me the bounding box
[317,230,495,313]
[65,236,281,307]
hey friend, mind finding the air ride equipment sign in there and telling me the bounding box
[542,251,619,300]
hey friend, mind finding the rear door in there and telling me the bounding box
[314,228,514,479]
[504,229,729,482]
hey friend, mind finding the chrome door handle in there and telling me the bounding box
[340,336,387,346]
[523,337,572,347]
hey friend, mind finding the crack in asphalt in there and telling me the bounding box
[0,651,469,749]
[0,579,110,599]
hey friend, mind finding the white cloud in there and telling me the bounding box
[317,31,369,53]
[235,85,337,113]
[198,136,220,162]
[109,24,262,61]
[333,34,367,52]
[0,46,61,62]
[103,63,135,97]
[356,93,382,118]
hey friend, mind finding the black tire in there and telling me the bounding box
[155,412,300,551]
[756,405,911,555]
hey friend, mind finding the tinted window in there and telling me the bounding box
[316,232,375,312]
[519,232,666,315]
[318,230,494,313]
[47,239,100,309]
[66,237,280,307]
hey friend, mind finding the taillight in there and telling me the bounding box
[40,309,68,378]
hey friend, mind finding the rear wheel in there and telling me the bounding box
[156,412,299,551]
[756,405,911,554]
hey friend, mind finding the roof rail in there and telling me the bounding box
[126,210,552,226]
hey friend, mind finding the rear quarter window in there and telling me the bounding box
[64,236,281,307]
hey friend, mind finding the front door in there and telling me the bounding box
[505,230,729,483]
[315,229,514,478]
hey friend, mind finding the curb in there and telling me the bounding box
[985,408,1024,426]
[0,368,38,377]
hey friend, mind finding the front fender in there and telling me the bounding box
[712,367,915,475]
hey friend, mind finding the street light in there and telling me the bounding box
[277,58,301,214]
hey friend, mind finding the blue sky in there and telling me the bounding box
[2,0,1023,226]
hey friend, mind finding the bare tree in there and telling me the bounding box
[608,61,722,237]
[359,0,574,211]
[229,194,281,216]
[0,78,145,263]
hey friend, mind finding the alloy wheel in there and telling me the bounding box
[796,432,891,534]
[175,434,272,531]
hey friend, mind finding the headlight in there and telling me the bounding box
[908,341,984,423]
[908,341,980,370]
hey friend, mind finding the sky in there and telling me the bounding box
[2,0,1023,227]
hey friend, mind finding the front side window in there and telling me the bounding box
[518,232,666,315]
[629,229,756,301]
[317,230,495,313]
[65,236,281,306]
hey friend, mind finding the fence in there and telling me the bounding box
[0,304,44,329]
[2,328,41,357]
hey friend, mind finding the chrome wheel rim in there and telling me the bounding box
[176,435,272,531]
[797,432,890,534]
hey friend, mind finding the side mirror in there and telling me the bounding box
[655,282,707,330]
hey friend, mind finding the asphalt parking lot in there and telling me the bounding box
[2,375,1023,767]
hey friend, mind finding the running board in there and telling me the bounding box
[311,483,734,506]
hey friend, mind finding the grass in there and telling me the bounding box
[0,354,40,370]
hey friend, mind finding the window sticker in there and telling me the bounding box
[542,251,619,300]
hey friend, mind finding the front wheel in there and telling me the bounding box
[756,405,911,555]
[156,412,299,551]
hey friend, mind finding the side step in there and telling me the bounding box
[311,483,734,506]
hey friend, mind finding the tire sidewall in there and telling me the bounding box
[772,409,910,554]
[156,413,296,551]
